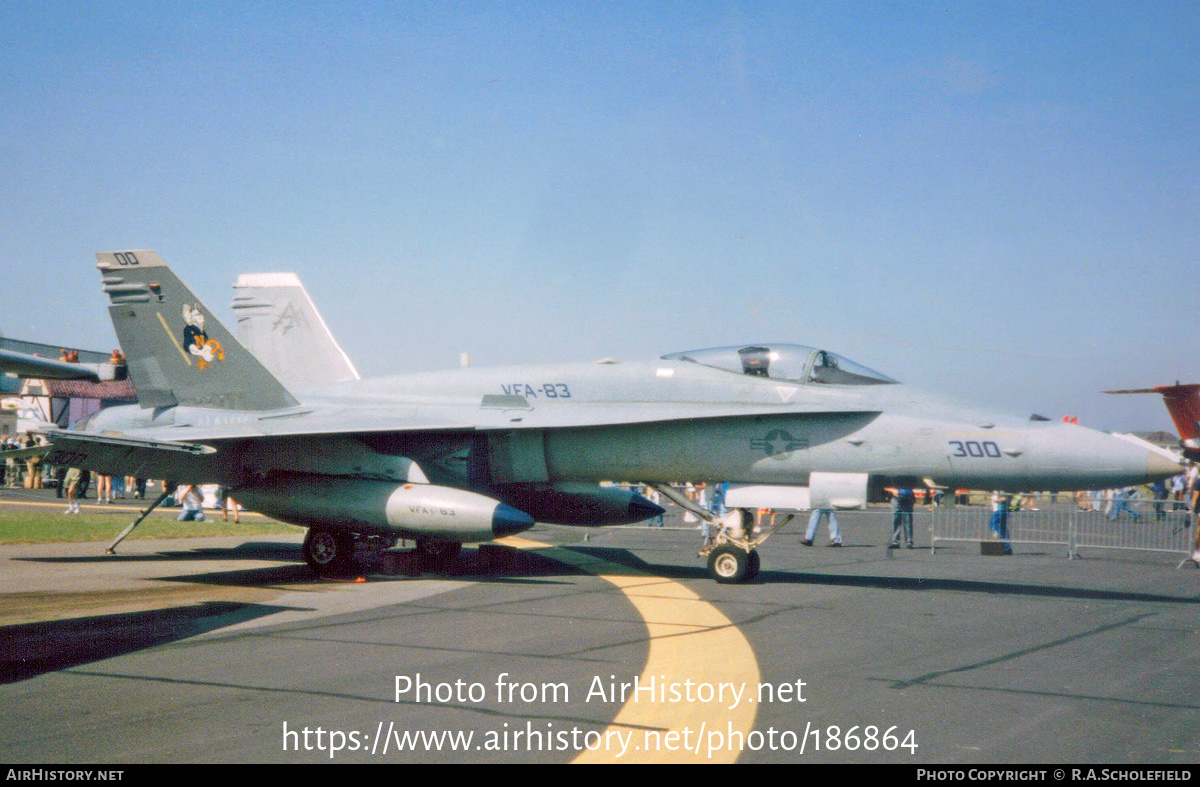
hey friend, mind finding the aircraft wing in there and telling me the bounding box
[108,401,881,444]
[0,444,51,461]
[34,430,219,482]
[91,249,881,442]
[474,401,882,429]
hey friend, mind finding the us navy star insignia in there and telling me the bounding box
[750,429,809,459]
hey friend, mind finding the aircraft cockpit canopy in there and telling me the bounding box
[662,344,898,386]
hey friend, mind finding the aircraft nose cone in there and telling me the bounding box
[1146,451,1185,481]
[491,503,536,537]
[628,495,666,523]
[1031,425,1186,489]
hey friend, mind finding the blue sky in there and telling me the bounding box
[1,2,1197,431]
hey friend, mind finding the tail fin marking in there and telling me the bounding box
[231,271,360,390]
[96,250,298,412]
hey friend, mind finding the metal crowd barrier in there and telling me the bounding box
[930,497,1197,564]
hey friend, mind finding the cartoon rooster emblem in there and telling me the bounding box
[182,303,225,369]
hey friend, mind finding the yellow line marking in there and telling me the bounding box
[156,311,191,365]
[0,496,270,518]
[502,536,760,764]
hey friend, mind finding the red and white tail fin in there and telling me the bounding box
[1106,383,1200,453]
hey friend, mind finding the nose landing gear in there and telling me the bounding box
[651,484,790,583]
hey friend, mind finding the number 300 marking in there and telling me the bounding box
[949,440,1002,458]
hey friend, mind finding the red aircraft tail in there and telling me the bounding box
[1105,383,1200,455]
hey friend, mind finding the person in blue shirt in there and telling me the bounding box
[890,487,916,548]
[989,490,1014,555]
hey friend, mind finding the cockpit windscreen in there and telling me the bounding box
[662,344,898,386]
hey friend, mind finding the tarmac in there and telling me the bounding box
[0,489,1197,764]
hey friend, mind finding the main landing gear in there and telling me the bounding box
[415,537,462,571]
[302,527,357,575]
[302,528,464,577]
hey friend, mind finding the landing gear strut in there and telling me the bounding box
[652,484,791,583]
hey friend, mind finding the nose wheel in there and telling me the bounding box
[706,545,760,583]
[649,486,786,584]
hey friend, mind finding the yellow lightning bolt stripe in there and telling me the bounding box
[501,536,760,764]
[156,311,192,365]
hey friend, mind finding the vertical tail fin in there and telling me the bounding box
[231,272,360,390]
[96,250,298,411]
[1156,384,1200,448]
[1106,383,1200,454]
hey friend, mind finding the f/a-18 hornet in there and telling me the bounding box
[41,250,1182,582]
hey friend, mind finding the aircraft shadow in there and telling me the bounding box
[14,540,303,565]
[753,570,1200,604]
[18,542,1189,606]
[0,601,304,684]
[156,546,586,589]
[14,542,587,589]
[566,546,1200,605]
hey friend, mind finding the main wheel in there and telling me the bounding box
[303,528,355,575]
[746,549,761,581]
[416,538,462,571]
[707,544,750,584]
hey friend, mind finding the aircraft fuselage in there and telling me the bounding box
[85,356,1177,494]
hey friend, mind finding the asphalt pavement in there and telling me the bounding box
[1,494,1197,764]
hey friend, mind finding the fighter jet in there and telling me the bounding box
[39,250,1182,583]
